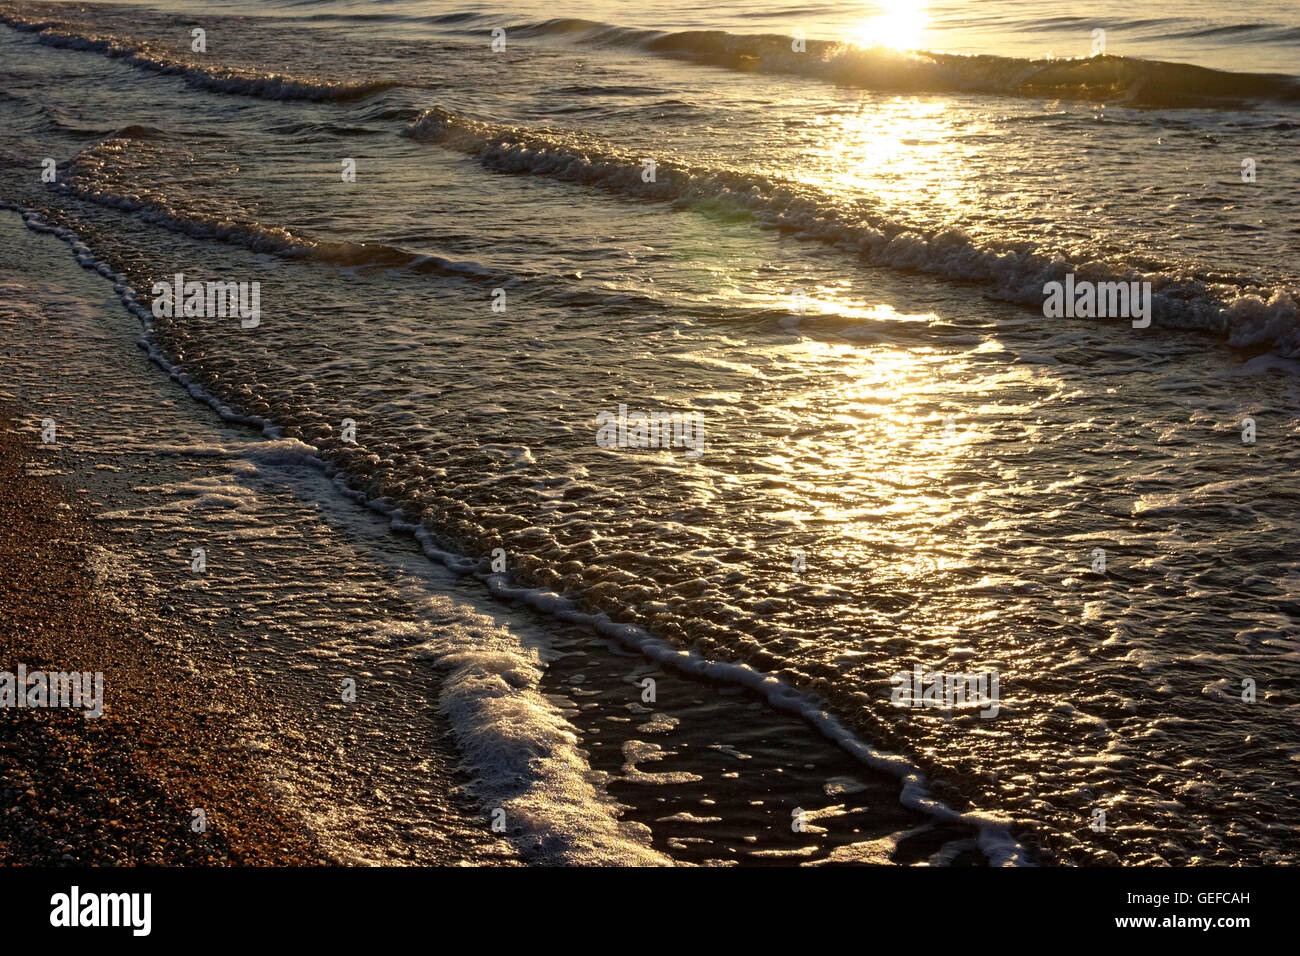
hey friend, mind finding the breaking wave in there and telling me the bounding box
[508,18,1300,108]
[406,106,1300,356]
[0,12,404,102]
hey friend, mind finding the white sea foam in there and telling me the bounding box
[3,201,1030,866]
[405,106,1300,359]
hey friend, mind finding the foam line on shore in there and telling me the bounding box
[1,202,1030,866]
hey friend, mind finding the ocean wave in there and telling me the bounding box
[405,106,1300,357]
[58,180,495,277]
[0,199,666,865]
[508,17,1300,108]
[48,132,500,279]
[0,12,403,102]
[1,199,1028,866]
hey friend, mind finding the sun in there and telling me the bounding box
[853,0,929,52]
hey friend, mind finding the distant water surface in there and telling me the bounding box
[0,0,1296,865]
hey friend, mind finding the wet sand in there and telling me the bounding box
[0,207,997,866]
[0,408,329,865]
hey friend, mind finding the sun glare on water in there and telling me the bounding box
[853,0,929,51]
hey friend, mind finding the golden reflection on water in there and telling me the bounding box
[748,329,1052,584]
[800,97,976,222]
[853,0,929,52]
[763,336,967,512]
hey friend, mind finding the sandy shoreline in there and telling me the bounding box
[0,206,995,867]
[0,406,330,865]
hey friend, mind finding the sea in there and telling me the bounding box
[0,0,1297,865]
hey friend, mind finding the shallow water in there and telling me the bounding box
[0,0,1297,865]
